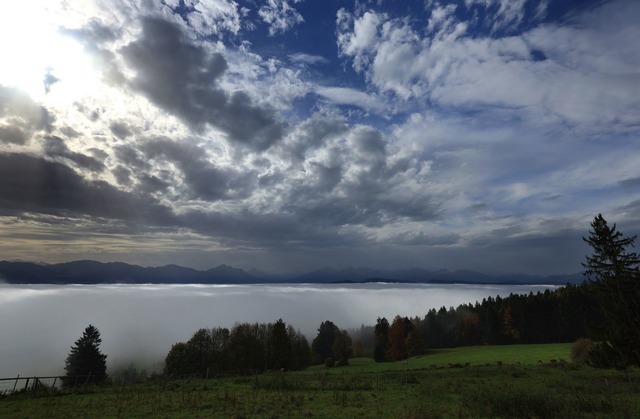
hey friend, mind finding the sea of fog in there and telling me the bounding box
[0,283,556,377]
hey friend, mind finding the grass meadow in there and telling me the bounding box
[2,343,639,418]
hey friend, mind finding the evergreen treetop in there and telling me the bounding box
[582,214,640,368]
[582,213,639,282]
[63,324,108,386]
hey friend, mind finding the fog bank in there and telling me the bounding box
[0,283,554,377]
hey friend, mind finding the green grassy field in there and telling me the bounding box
[312,343,572,375]
[2,343,639,418]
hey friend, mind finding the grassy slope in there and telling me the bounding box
[2,343,639,418]
[419,343,571,366]
[308,343,571,375]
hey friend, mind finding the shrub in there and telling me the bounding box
[586,341,630,369]
[571,338,595,364]
[335,357,349,367]
[324,357,335,368]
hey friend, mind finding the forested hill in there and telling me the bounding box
[0,260,583,285]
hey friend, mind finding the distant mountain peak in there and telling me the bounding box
[0,260,584,286]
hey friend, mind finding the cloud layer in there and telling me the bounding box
[0,0,638,275]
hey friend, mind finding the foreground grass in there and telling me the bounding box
[2,344,639,418]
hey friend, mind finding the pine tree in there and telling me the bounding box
[270,319,291,370]
[582,214,640,367]
[63,325,108,386]
[311,320,339,364]
[373,317,389,362]
[331,329,353,365]
[583,214,639,281]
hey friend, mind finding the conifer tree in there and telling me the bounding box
[583,214,639,281]
[63,324,108,386]
[582,214,640,367]
[270,319,291,370]
[311,320,339,364]
[373,317,389,362]
[331,329,353,365]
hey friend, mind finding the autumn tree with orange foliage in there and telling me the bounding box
[386,316,425,361]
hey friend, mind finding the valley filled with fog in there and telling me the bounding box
[0,283,555,377]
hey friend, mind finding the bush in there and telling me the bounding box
[570,338,630,369]
[571,338,595,364]
[335,357,349,367]
[586,341,630,369]
[324,357,335,368]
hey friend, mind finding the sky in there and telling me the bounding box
[0,0,638,276]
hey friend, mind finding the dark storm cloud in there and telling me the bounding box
[390,232,461,246]
[111,166,170,194]
[110,121,133,139]
[286,182,440,229]
[311,162,343,191]
[289,196,383,227]
[279,125,442,228]
[89,147,109,161]
[289,188,440,229]
[114,145,150,170]
[0,125,27,144]
[274,115,441,227]
[179,209,368,249]
[138,174,171,194]
[0,153,175,225]
[257,170,285,187]
[0,86,53,144]
[344,128,441,223]
[44,136,106,173]
[113,145,171,193]
[143,138,257,200]
[112,165,133,186]
[120,17,284,150]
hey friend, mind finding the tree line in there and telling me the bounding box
[164,319,311,377]
[365,284,596,362]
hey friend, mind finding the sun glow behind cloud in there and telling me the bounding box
[0,3,98,105]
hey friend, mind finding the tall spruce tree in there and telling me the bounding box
[63,325,108,386]
[311,320,339,364]
[373,317,389,362]
[270,319,291,370]
[582,214,640,367]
